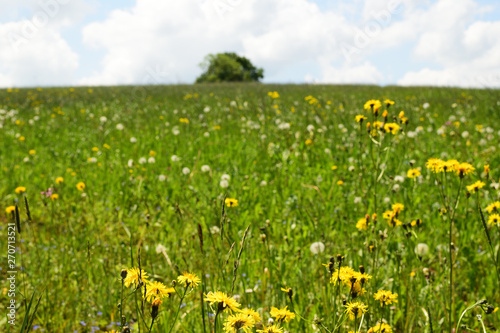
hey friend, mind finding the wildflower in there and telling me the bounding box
[270,306,295,323]
[484,164,490,175]
[384,123,400,134]
[225,198,238,207]
[337,180,344,186]
[373,290,398,307]
[223,312,255,333]
[29,149,36,155]
[443,160,459,172]
[415,243,429,257]
[145,281,175,301]
[19,136,25,141]
[149,150,156,157]
[76,182,86,191]
[220,180,229,188]
[92,147,99,152]
[330,266,356,286]
[182,167,190,175]
[148,157,156,164]
[407,169,421,178]
[392,203,404,214]
[201,165,210,172]
[240,308,262,323]
[398,111,404,119]
[50,194,59,200]
[331,165,338,171]
[55,177,64,184]
[356,217,369,231]
[257,325,284,333]
[344,301,368,320]
[466,181,485,193]
[488,214,500,226]
[364,100,382,111]
[179,118,189,123]
[116,123,124,130]
[204,291,241,312]
[305,139,313,145]
[177,272,201,288]
[15,186,26,194]
[355,115,367,123]
[158,175,166,182]
[426,158,444,173]
[384,99,395,108]
[6,206,16,214]
[485,201,500,214]
[368,323,393,333]
[455,163,475,177]
[268,91,279,99]
[124,268,149,288]
[151,298,162,320]
[171,155,180,162]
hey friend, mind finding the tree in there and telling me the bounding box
[195,52,264,83]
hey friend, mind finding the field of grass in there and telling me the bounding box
[1,84,500,333]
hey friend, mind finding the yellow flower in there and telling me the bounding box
[149,150,156,157]
[455,163,475,177]
[305,139,313,145]
[382,110,388,118]
[270,306,295,323]
[466,181,485,193]
[6,206,16,214]
[257,325,284,333]
[488,214,500,226]
[204,291,241,312]
[56,177,64,184]
[485,201,500,214]
[225,198,239,207]
[214,125,221,130]
[223,312,255,333]
[29,149,36,155]
[398,111,404,119]
[177,272,201,288]
[330,266,356,286]
[364,100,382,111]
[384,99,395,107]
[103,143,111,150]
[145,281,175,302]
[372,121,383,129]
[337,180,344,186]
[50,194,59,200]
[92,147,99,152]
[426,158,444,173]
[356,217,369,231]
[268,91,279,99]
[344,301,368,320]
[76,182,86,191]
[407,169,421,178]
[368,323,393,333]
[383,123,400,134]
[443,159,459,172]
[484,164,490,174]
[124,268,149,288]
[355,115,367,123]
[19,136,25,141]
[179,118,189,123]
[240,308,262,323]
[15,186,26,194]
[331,165,338,171]
[392,203,404,214]
[373,290,398,307]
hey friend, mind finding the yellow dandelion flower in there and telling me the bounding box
[407,169,421,178]
[92,147,99,152]
[331,165,338,170]
[368,323,393,333]
[50,194,59,200]
[466,181,485,193]
[426,158,444,173]
[372,121,383,129]
[204,291,241,312]
[257,325,284,333]
[19,136,25,141]
[55,177,64,184]
[443,159,459,172]
[356,217,369,231]
[384,99,395,107]
[6,206,16,214]
[76,182,86,191]
[225,198,238,207]
[392,203,404,214]
[223,312,255,333]
[29,149,36,155]
[15,186,26,194]
[330,266,356,286]
[485,201,500,214]
[344,301,368,320]
[398,111,404,119]
[373,290,398,307]
[177,272,201,288]
[124,268,149,288]
[240,308,262,323]
[484,164,490,174]
[455,163,475,177]
[488,214,500,226]
[149,150,156,157]
[382,110,388,118]
[364,100,382,111]
[383,123,400,134]
[270,306,295,323]
[337,180,344,186]
[355,115,367,123]
[305,139,313,145]
[179,118,189,123]
[145,281,174,302]
[103,143,111,149]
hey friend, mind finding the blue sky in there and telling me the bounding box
[1,0,500,87]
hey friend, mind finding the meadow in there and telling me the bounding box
[1,84,499,333]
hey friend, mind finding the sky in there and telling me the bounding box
[1,0,500,88]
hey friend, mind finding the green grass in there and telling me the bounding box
[1,84,499,333]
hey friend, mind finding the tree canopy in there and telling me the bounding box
[195,52,264,83]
